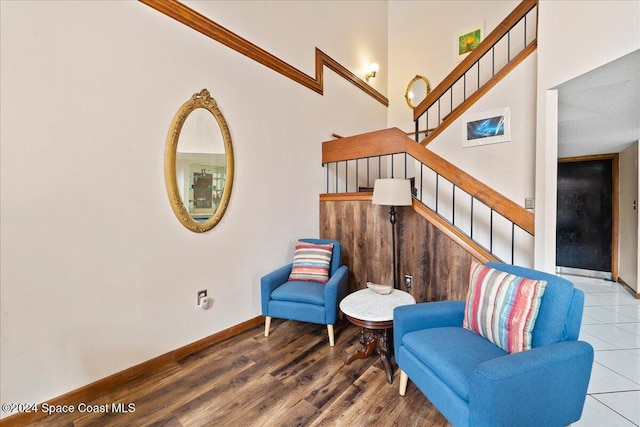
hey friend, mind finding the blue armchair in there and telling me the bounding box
[394,262,594,427]
[260,238,348,346]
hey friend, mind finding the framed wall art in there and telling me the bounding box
[462,107,511,148]
[457,25,484,61]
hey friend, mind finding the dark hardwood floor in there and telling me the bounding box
[20,319,450,426]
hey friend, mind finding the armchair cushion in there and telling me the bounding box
[271,280,326,306]
[288,241,333,283]
[402,327,506,400]
[463,261,547,353]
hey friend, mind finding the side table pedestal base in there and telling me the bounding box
[344,326,394,384]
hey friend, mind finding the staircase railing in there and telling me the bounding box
[322,128,534,265]
[414,0,538,145]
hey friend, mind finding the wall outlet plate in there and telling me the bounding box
[404,275,413,288]
[197,290,207,305]
[525,197,535,210]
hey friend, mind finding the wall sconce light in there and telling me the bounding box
[365,62,379,81]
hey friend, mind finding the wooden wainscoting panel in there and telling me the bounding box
[320,199,393,293]
[320,199,475,302]
[398,207,478,303]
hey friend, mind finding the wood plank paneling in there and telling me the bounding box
[320,199,476,302]
[320,199,393,293]
[398,206,478,302]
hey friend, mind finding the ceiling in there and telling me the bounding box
[556,49,640,158]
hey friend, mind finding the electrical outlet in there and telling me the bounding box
[525,197,535,210]
[197,290,207,305]
[404,275,413,288]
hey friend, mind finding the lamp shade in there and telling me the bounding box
[372,179,412,206]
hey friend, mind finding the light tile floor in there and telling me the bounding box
[567,275,640,427]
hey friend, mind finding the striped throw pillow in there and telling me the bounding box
[463,261,547,354]
[288,241,334,284]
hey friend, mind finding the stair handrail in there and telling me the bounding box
[412,0,538,144]
[322,128,534,236]
[413,0,537,120]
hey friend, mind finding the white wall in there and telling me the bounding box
[619,142,639,292]
[422,55,537,210]
[388,0,535,265]
[535,0,640,271]
[0,0,387,412]
[387,0,535,203]
[388,1,519,134]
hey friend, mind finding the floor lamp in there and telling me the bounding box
[372,178,413,289]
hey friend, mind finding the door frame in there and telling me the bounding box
[558,153,619,281]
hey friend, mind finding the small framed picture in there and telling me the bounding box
[457,25,484,61]
[462,107,511,148]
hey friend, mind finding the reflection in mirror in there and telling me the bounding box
[176,109,226,222]
[404,75,431,109]
[165,89,234,232]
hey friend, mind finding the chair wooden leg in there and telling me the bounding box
[327,324,335,347]
[399,370,408,396]
[264,316,271,337]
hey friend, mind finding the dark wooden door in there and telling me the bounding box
[193,173,213,209]
[556,159,613,272]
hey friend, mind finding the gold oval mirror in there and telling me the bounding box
[404,75,431,109]
[165,89,234,232]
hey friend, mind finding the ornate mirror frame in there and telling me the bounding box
[404,75,431,109]
[165,89,234,232]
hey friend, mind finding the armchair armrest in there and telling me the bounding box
[394,301,465,356]
[470,340,594,427]
[260,263,293,315]
[393,301,466,334]
[324,265,348,323]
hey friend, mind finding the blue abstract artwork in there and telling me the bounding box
[466,115,505,140]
